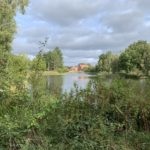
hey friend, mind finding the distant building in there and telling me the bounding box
[68,63,90,72]
[78,63,90,71]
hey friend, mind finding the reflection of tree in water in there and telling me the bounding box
[47,76,63,97]
[92,76,150,102]
[30,75,63,99]
[30,75,48,100]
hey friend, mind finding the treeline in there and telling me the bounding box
[93,41,150,77]
[9,47,66,73]
[1,46,64,75]
[31,47,65,72]
[44,47,63,70]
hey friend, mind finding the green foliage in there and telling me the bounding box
[0,0,28,54]
[1,74,150,149]
[44,47,64,71]
[96,51,119,74]
[119,41,150,76]
[0,0,29,98]
[0,1,150,148]
[0,1,15,53]
[94,41,150,77]
[8,0,29,14]
[9,54,30,75]
[84,66,97,73]
[57,67,69,73]
[31,52,46,72]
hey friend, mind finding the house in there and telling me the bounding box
[69,63,91,72]
[78,63,90,71]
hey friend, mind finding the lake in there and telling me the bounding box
[31,72,150,99]
[46,72,93,93]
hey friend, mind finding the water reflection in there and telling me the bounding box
[62,73,91,92]
[30,75,48,99]
[47,75,63,97]
[31,73,150,99]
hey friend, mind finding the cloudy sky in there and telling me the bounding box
[13,0,150,66]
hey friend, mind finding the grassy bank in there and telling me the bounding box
[43,71,66,76]
[43,70,86,76]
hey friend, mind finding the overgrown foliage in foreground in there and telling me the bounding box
[0,75,150,150]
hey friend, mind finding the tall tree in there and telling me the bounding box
[119,41,150,75]
[53,47,63,69]
[0,0,29,98]
[96,51,117,73]
[0,0,28,52]
[0,0,28,73]
[6,0,29,13]
[44,47,64,71]
[31,52,46,72]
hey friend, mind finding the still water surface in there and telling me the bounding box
[34,72,150,99]
[47,72,92,93]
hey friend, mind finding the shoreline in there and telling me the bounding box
[43,71,87,76]
[43,71,66,76]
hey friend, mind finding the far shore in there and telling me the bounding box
[43,70,85,76]
[43,71,66,76]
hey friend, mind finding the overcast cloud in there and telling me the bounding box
[13,0,150,66]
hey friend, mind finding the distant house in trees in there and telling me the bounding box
[69,63,90,72]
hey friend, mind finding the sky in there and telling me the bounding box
[13,0,150,66]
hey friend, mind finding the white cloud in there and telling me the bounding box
[13,0,150,65]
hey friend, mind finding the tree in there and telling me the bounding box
[44,51,54,70]
[0,1,15,53]
[44,47,64,71]
[119,41,150,75]
[31,52,46,72]
[0,0,28,72]
[0,0,28,52]
[0,1,16,76]
[96,51,118,73]
[7,0,29,13]
[0,0,29,100]
[143,45,150,75]
[111,55,119,73]
[53,47,63,69]
[9,54,30,74]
